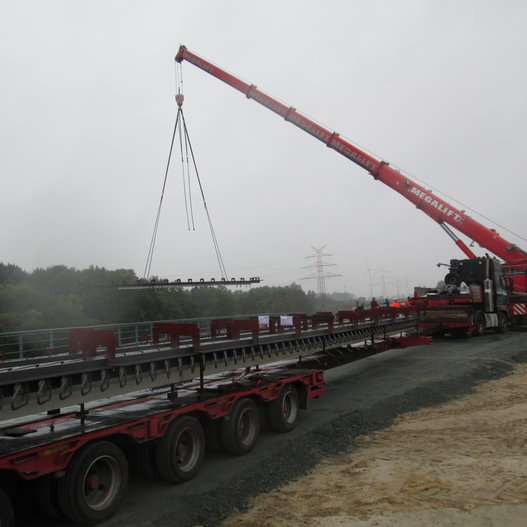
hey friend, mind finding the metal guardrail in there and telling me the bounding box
[0,315,272,361]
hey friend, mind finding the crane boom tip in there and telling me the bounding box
[175,45,187,63]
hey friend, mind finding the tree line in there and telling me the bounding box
[0,263,360,332]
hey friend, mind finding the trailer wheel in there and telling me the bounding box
[57,441,128,525]
[496,313,509,334]
[473,313,485,337]
[221,398,260,456]
[155,415,205,483]
[266,385,300,433]
[0,488,14,527]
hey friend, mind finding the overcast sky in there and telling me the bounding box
[1,0,526,299]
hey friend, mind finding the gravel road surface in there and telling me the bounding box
[18,332,527,527]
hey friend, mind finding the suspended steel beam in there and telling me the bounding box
[117,277,262,290]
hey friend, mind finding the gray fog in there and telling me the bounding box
[1,0,526,298]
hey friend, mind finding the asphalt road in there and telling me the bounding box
[18,332,527,527]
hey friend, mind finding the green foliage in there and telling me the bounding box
[0,264,332,332]
[0,263,28,285]
[235,284,315,315]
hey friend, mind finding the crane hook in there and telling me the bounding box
[176,94,184,107]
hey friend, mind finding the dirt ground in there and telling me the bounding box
[221,362,527,527]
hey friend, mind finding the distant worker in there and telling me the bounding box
[384,298,390,307]
[391,299,400,308]
[405,297,412,306]
[370,297,379,309]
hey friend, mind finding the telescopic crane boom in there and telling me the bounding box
[175,45,527,292]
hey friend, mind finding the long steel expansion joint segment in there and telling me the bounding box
[0,317,417,420]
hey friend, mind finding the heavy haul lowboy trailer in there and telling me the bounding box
[0,309,427,525]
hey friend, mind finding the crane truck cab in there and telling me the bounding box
[411,256,509,337]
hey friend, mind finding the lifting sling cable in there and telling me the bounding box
[184,129,196,230]
[177,108,195,231]
[175,61,227,279]
[144,79,228,280]
[144,111,181,279]
[180,110,228,279]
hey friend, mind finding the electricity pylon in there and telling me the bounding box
[300,245,342,295]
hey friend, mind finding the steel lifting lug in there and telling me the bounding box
[100,370,110,392]
[118,367,127,388]
[59,376,72,401]
[178,357,183,377]
[81,372,92,395]
[12,383,29,411]
[37,379,52,405]
[135,364,142,385]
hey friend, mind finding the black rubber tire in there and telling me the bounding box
[444,272,460,286]
[496,312,509,334]
[265,385,300,433]
[57,441,128,525]
[473,312,486,337]
[221,398,260,456]
[154,416,205,483]
[35,474,64,520]
[0,488,14,527]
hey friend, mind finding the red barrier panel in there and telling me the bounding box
[210,318,233,338]
[289,314,309,330]
[311,312,334,331]
[153,322,200,352]
[210,318,260,342]
[337,310,360,325]
[269,315,281,334]
[69,329,116,359]
[228,319,259,342]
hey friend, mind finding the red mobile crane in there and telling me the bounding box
[0,45,522,525]
[175,45,527,335]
